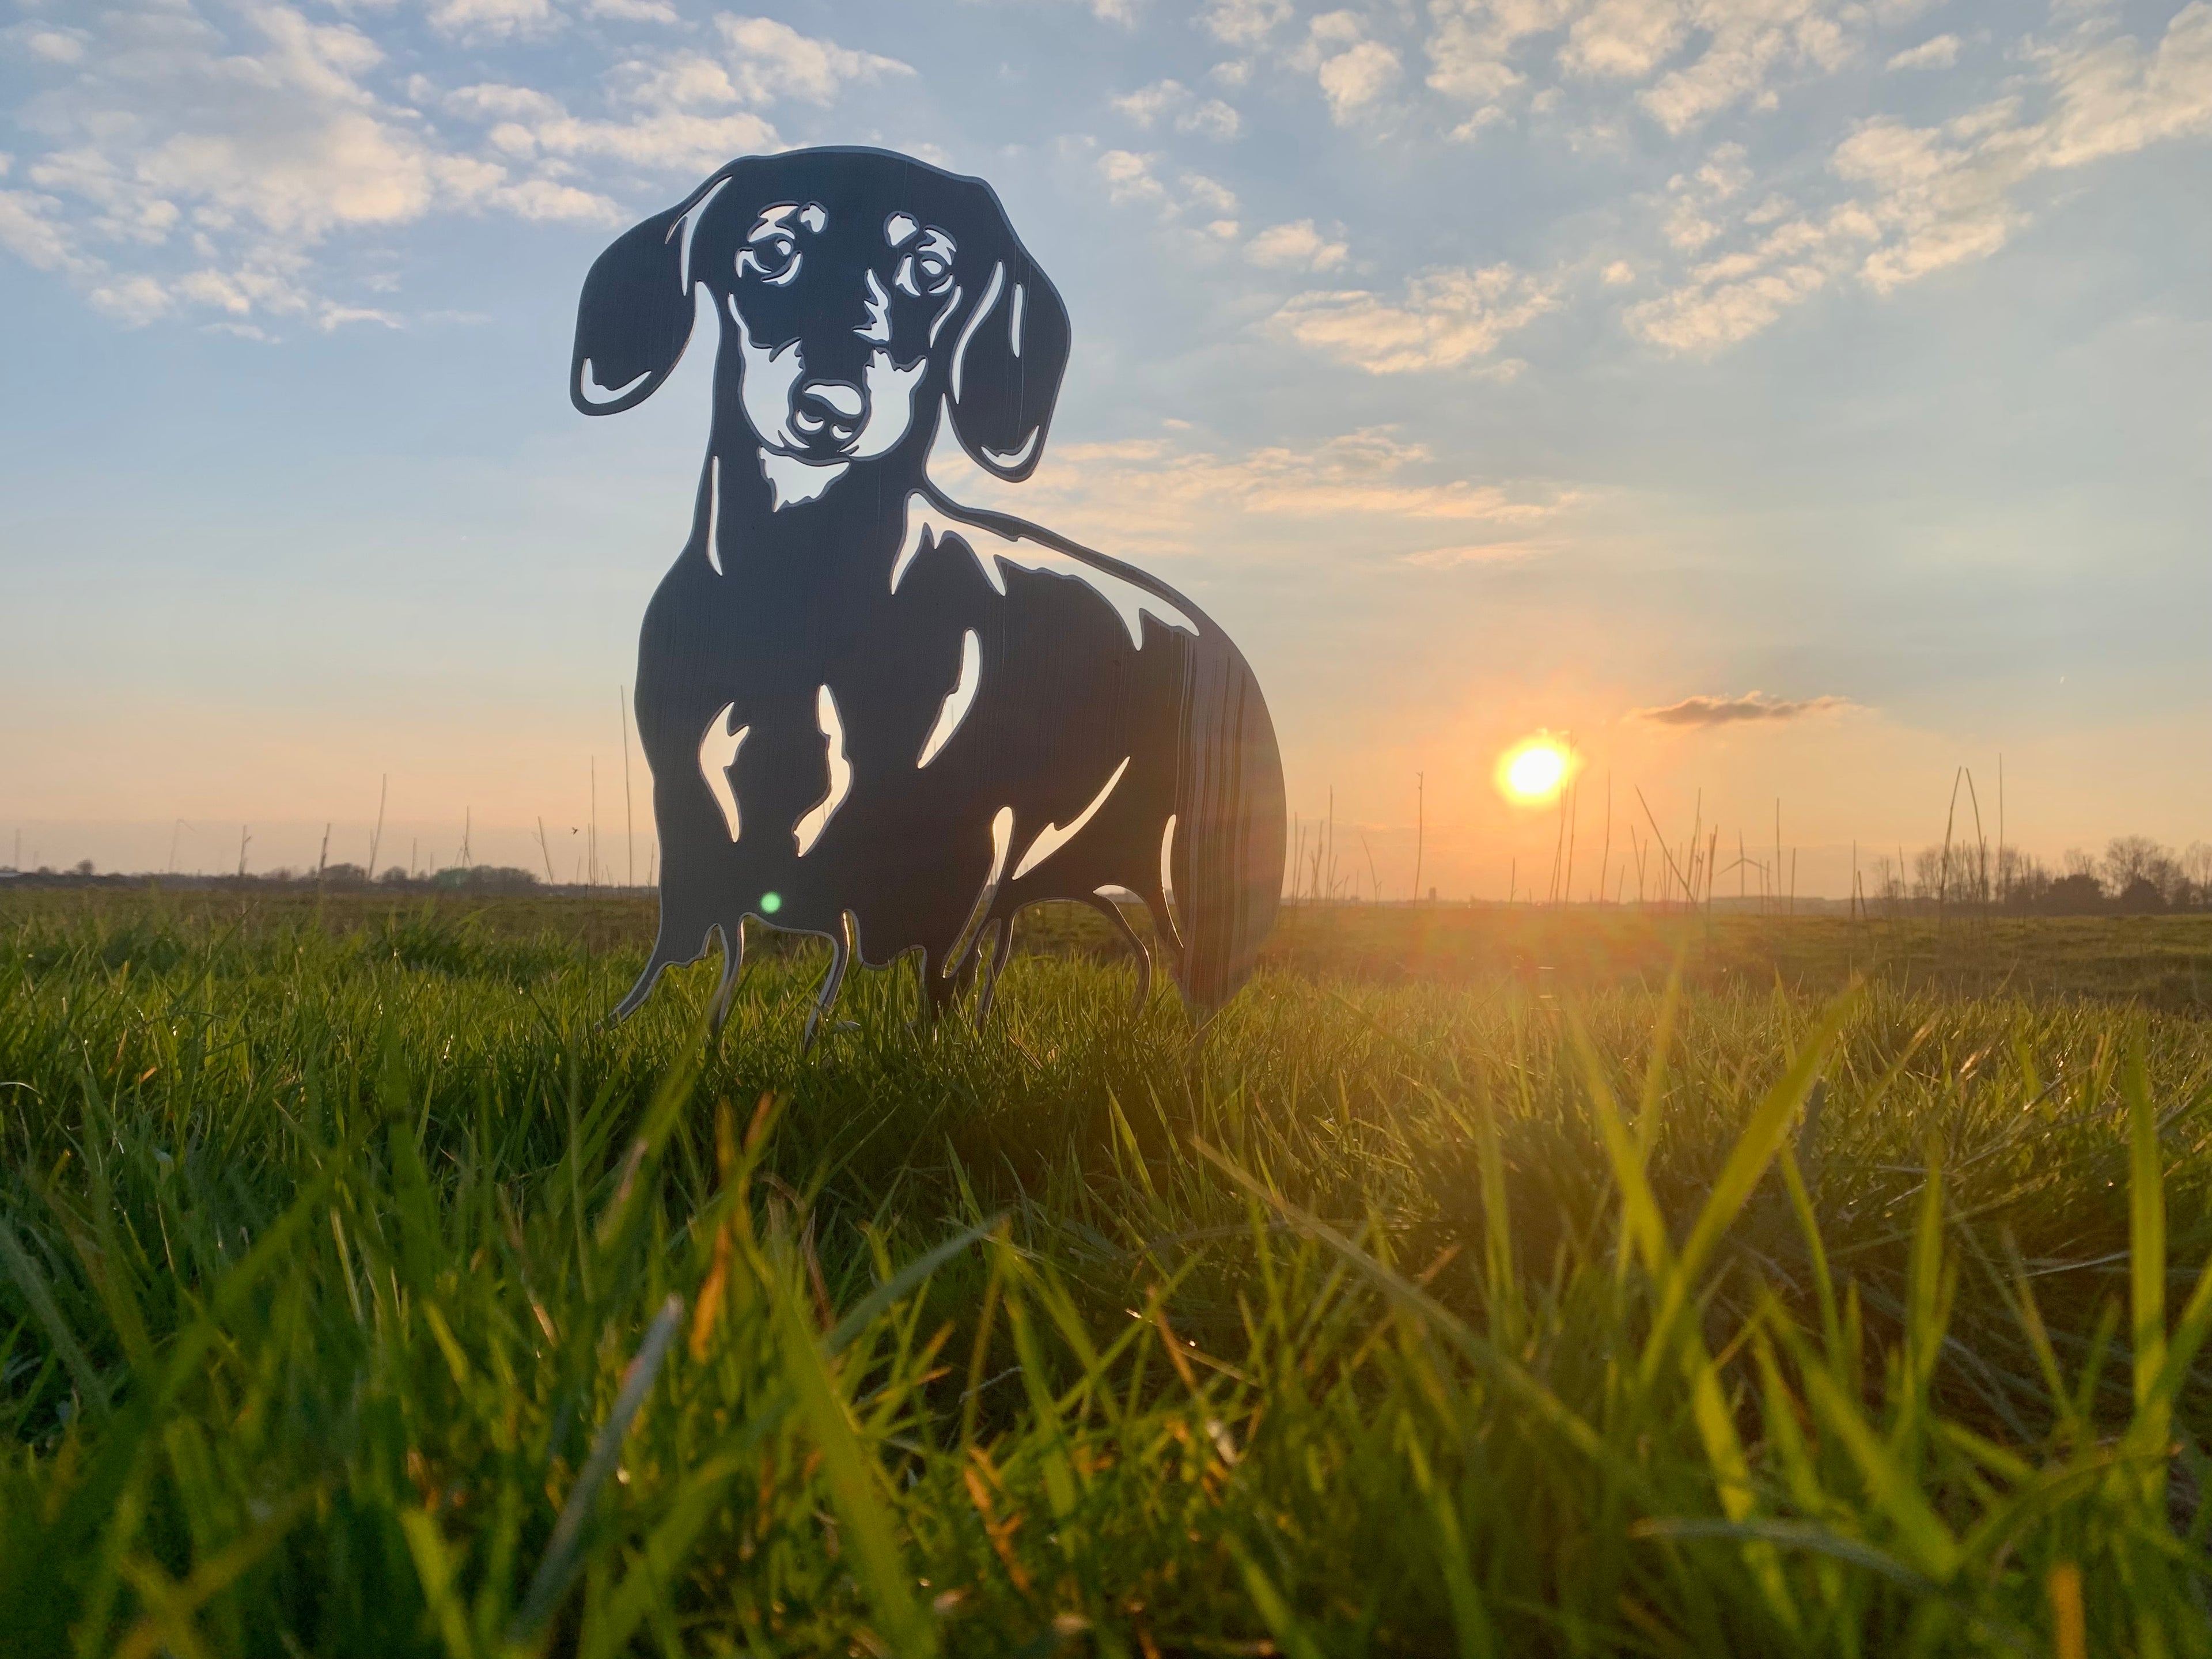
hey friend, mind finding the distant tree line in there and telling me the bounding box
[1,862,642,895]
[1864,838,2212,915]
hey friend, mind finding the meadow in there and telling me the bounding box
[4,888,2212,1656]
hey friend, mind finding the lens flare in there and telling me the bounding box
[1496,735,1574,805]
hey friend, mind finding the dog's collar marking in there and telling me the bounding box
[759,449,848,509]
[890,493,1198,648]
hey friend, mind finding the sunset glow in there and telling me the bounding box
[1497,736,1573,805]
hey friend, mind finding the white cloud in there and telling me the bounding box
[1400,540,1555,567]
[1202,0,1291,47]
[1112,79,1243,138]
[1631,2,1857,137]
[25,30,87,63]
[1424,0,1572,131]
[88,274,171,325]
[317,302,401,329]
[0,1,918,327]
[17,6,468,252]
[1297,13,1403,123]
[1560,0,1690,81]
[0,189,89,272]
[1625,247,1830,350]
[1319,40,1404,119]
[1247,218,1349,271]
[1097,150,1240,237]
[711,16,913,106]
[426,0,556,42]
[1887,34,1961,72]
[495,175,624,221]
[445,84,567,123]
[1181,98,1243,139]
[453,81,777,175]
[1429,0,1872,137]
[1099,149,1167,207]
[1272,265,1557,373]
[1626,5,2212,349]
[585,0,680,20]
[940,426,1576,556]
[1113,80,1184,127]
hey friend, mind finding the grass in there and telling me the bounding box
[3,890,2211,1654]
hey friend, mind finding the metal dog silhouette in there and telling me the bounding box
[571,147,1284,1037]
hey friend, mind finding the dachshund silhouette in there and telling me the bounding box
[571,147,1284,1037]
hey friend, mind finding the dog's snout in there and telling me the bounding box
[790,378,869,452]
[807,382,865,420]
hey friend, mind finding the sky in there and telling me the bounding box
[2,0,2207,897]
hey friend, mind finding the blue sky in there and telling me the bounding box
[3,0,2207,895]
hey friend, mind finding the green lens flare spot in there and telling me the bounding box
[759,891,782,915]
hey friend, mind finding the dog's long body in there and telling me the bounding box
[573,148,1283,1028]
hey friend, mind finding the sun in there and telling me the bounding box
[1496,734,1574,805]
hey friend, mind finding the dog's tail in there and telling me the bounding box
[1169,640,1285,1009]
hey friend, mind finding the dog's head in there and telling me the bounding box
[571,147,1070,500]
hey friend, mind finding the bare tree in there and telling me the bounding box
[2187,843,2212,887]
[2103,835,2168,892]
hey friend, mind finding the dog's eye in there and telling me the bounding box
[895,251,954,299]
[738,235,800,285]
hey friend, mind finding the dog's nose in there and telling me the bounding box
[789,379,869,451]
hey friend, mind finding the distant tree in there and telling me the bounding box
[2177,843,2212,912]
[320,862,369,886]
[378,866,410,885]
[2001,851,2052,910]
[1912,842,1987,904]
[431,865,540,894]
[2043,872,2106,915]
[2115,875,2168,915]
[2062,848,2099,879]
[2103,835,2169,895]
[71,858,94,877]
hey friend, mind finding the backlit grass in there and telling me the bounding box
[3,894,2211,1654]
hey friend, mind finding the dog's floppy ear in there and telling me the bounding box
[570,171,734,417]
[946,212,1071,483]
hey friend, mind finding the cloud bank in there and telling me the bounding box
[1634,691,1857,726]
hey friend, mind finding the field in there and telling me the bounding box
[5,889,2212,1656]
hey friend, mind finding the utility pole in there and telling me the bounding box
[1412,771,1424,904]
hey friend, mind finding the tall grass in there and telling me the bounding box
[2,896,2210,1654]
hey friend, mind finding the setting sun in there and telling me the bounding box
[1497,735,1573,805]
